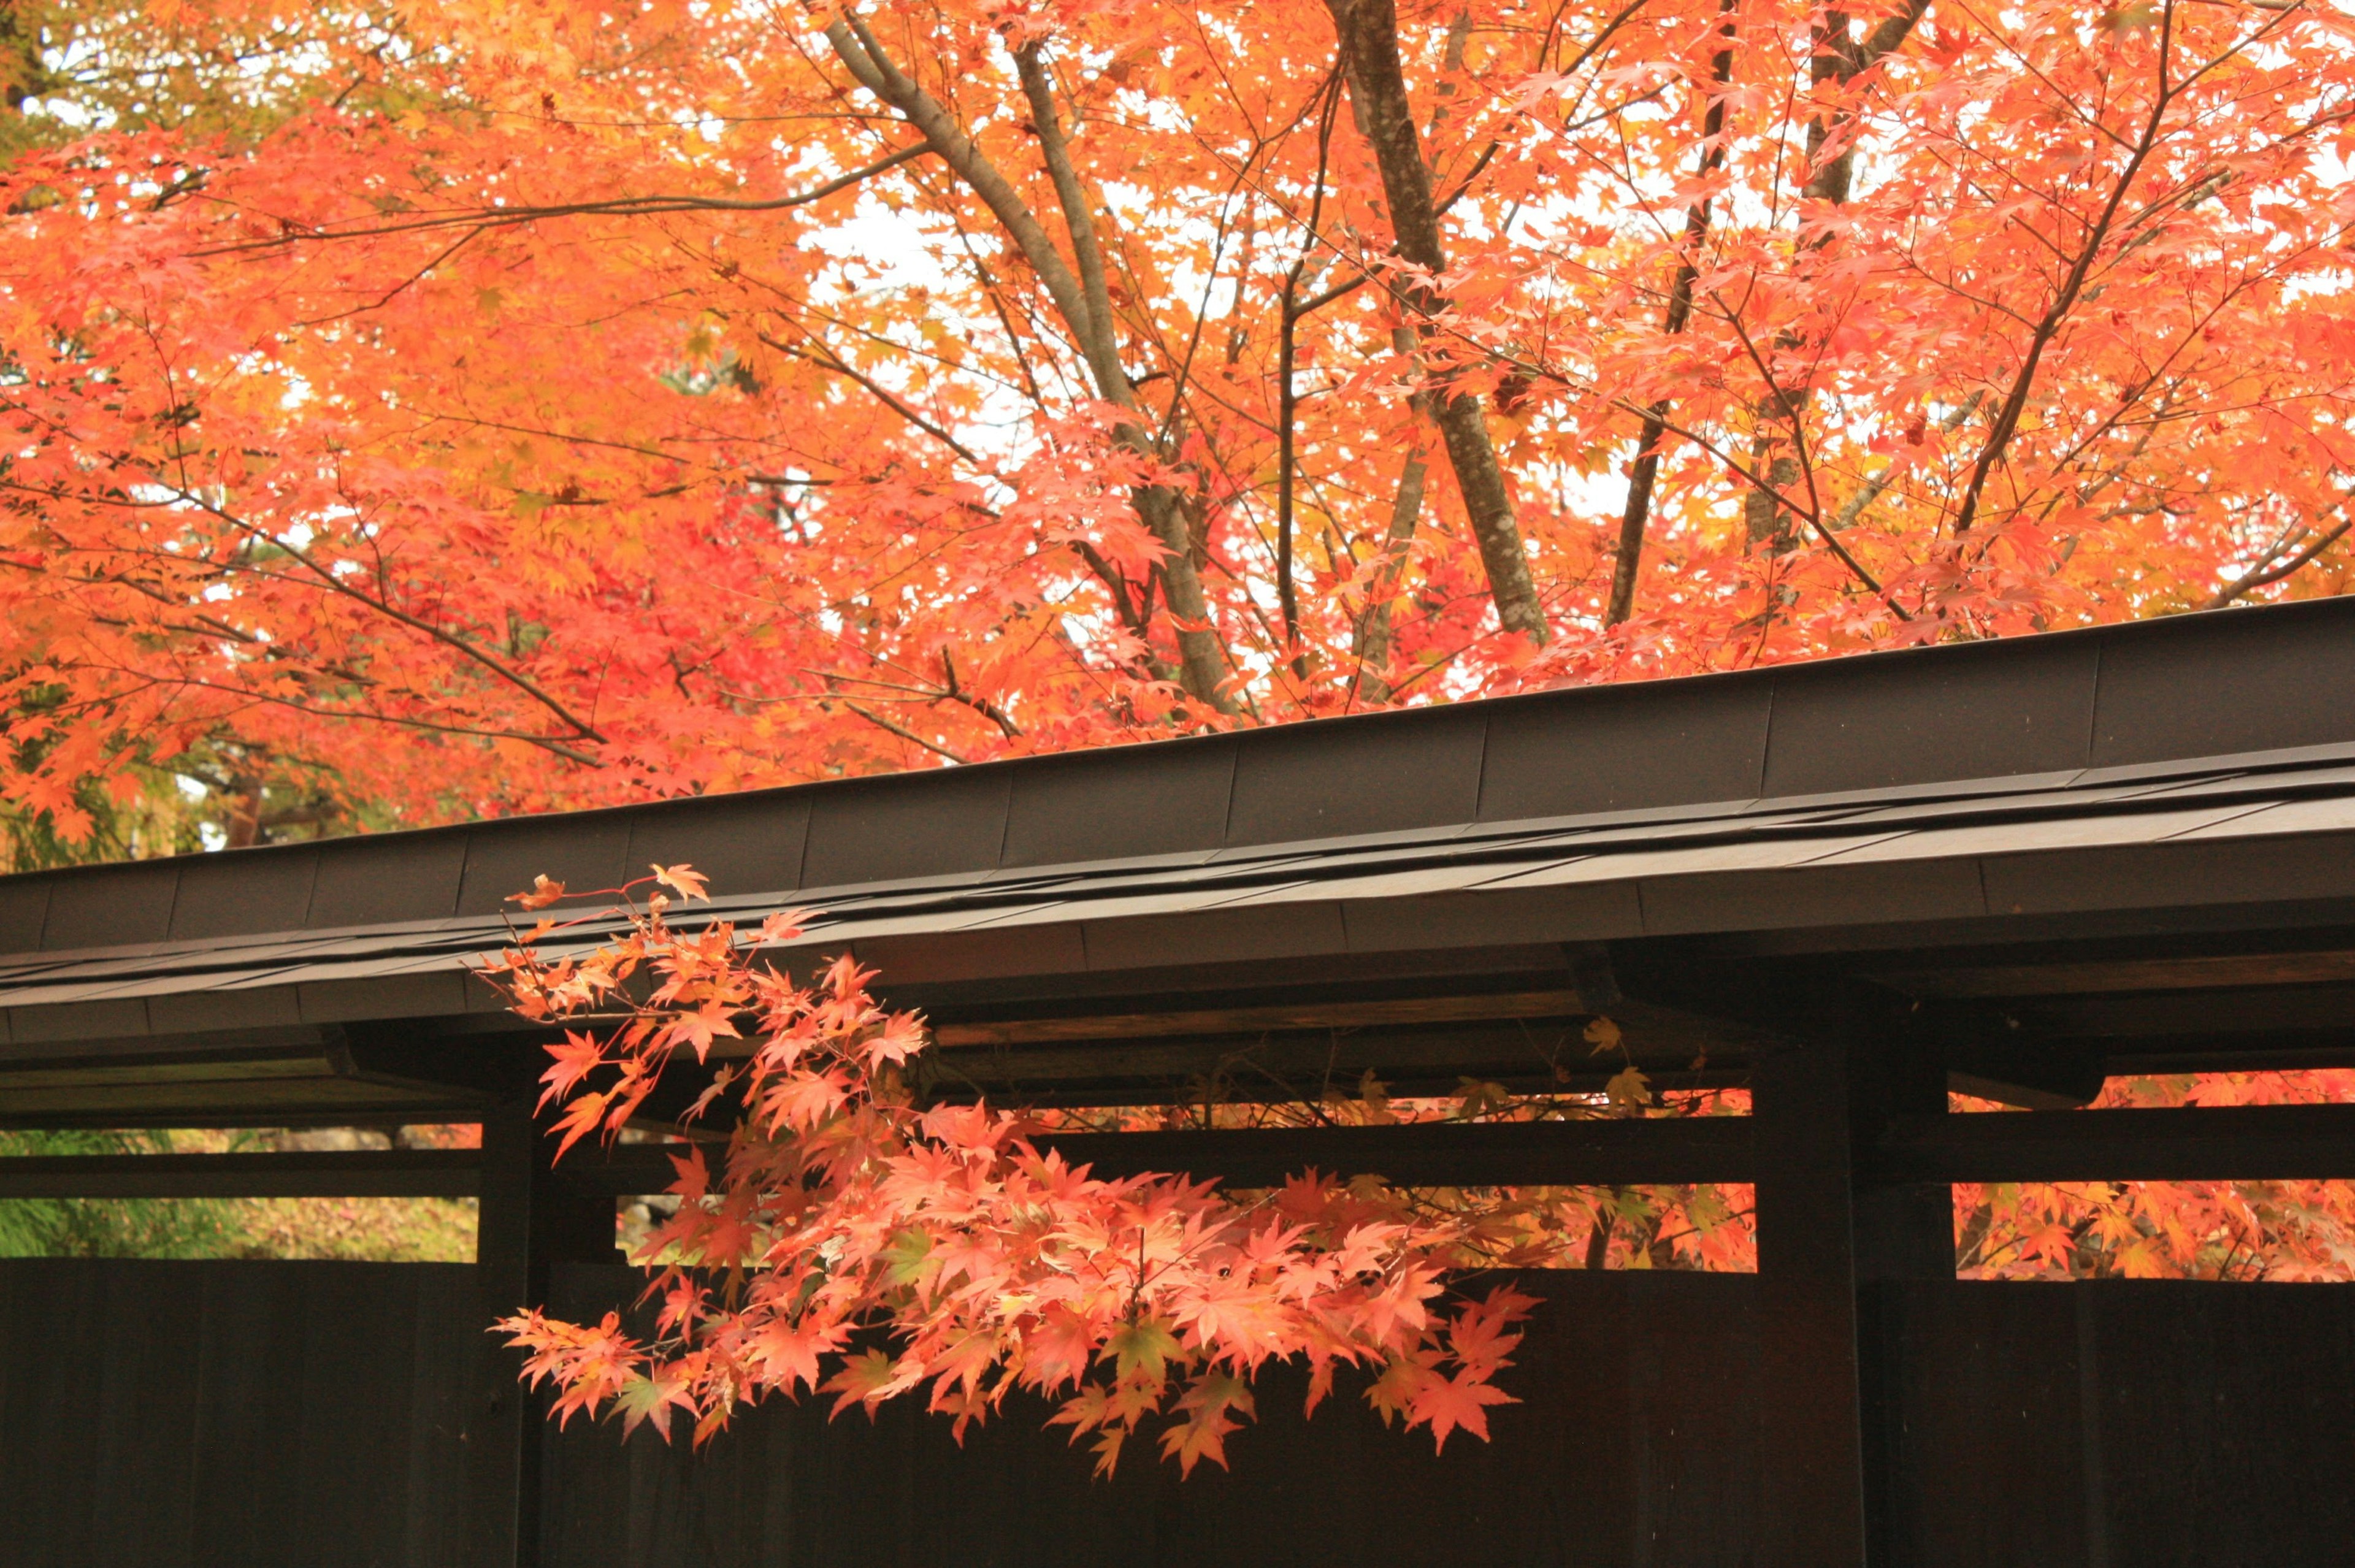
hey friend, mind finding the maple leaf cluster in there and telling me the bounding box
[483,869,1537,1473]
[1955,1071,2355,1282]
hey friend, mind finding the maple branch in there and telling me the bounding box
[1733,0,1929,554]
[938,649,1022,739]
[822,14,1102,385]
[159,488,608,746]
[1347,440,1430,708]
[1327,0,1547,646]
[1603,397,1905,614]
[1718,291,1827,528]
[201,145,936,253]
[1278,76,1347,657]
[1949,0,2254,537]
[295,225,482,327]
[1827,392,1985,532]
[1285,94,1639,324]
[1013,43,1123,396]
[1801,0,1932,205]
[64,668,605,765]
[2201,511,2354,610]
[841,701,971,764]
[754,330,982,466]
[824,11,1236,713]
[1607,0,1737,627]
[1065,536,1154,645]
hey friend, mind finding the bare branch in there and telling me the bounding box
[198,145,933,254]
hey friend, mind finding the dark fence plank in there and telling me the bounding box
[1886,1281,2355,1568]
[538,1266,1761,1568]
[1877,1282,2090,1566]
[5,1261,2354,1568]
[1879,1104,2355,1182]
[0,1150,481,1199]
[0,1260,476,1568]
[2089,1282,2355,1566]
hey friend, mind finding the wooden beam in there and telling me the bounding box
[0,1149,480,1198]
[1033,1117,1755,1187]
[923,989,1588,1047]
[1877,1103,2355,1182]
[551,1119,1757,1193]
[1869,948,2355,998]
[29,1102,2330,1203]
[909,1020,1733,1107]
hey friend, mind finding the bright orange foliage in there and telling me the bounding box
[1956,1073,2355,1282]
[487,872,1550,1470]
[3,0,2353,835]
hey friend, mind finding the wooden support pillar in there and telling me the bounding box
[1753,1031,1871,1567]
[1853,1023,1955,1285]
[1850,1019,1955,1567]
[465,1097,619,1568]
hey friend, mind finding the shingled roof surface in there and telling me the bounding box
[7,600,2355,1121]
[9,597,2355,1023]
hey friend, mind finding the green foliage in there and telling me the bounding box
[0,1129,245,1258]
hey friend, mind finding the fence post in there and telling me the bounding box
[465,1096,619,1568]
[1850,1017,1955,1565]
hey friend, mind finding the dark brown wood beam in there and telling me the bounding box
[16,1103,2344,1198]
[1877,1103,2355,1182]
[1869,948,2355,998]
[552,1118,1758,1192]
[909,1020,1732,1107]
[928,989,1587,1047]
[0,1148,481,1198]
[1032,1117,1756,1187]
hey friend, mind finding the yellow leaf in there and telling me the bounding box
[1108,1317,1180,1384]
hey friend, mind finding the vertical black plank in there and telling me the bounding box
[1628,1271,1760,1567]
[90,1262,202,1568]
[2073,1290,2112,1568]
[1751,1033,1869,1567]
[408,1264,480,1568]
[2093,1282,2355,1567]
[0,1260,109,1568]
[190,1261,315,1566]
[301,1264,436,1565]
[468,1106,537,1568]
[1893,1282,2085,1566]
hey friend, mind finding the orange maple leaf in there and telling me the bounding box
[1409,1368,1515,1452]
[509,874,568,911]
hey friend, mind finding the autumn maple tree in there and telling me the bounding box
[1,0,2352,841]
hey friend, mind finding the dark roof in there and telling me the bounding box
[10,599,2355,1123]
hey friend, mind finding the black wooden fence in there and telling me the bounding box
[2,1259,2349,1567]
